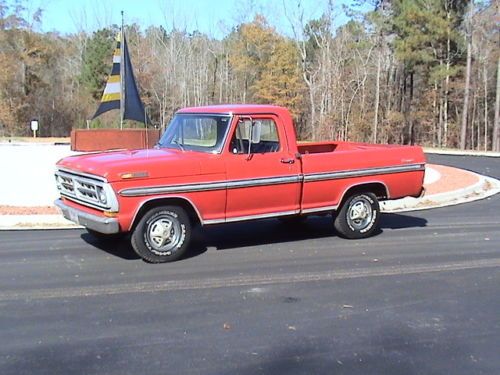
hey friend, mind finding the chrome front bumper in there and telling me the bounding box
[55,199,120,234]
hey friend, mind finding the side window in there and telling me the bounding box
[230,118,280,154]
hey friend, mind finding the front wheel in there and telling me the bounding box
[131,206,191,263]
[334,192,380,239]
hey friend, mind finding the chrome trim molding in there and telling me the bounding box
[56,167,107,182]
[121,164,422,226]
[303,163,425,182]
[119,163,424,198]
[55,199,119,234]
[120,175,301,197]
[203,209,300,225]
[301,205,339,214]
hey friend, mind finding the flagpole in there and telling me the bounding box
[120,10,125,130]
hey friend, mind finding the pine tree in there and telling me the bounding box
[392,0,468,145]
[79,28,117,100]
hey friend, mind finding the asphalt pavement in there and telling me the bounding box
[0,154,499,375]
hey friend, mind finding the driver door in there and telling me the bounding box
[224,115,301,221]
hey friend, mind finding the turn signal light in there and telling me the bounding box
[120,171,149,179]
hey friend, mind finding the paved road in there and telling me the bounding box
[1,155,499,375]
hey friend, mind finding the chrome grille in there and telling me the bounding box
[59,175,75,193]
[76,181,98,200]
[55,169,108,210]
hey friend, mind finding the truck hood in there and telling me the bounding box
[57,148,206,182]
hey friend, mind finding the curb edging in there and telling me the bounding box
[381,174,500,212]
[424,148,500,158]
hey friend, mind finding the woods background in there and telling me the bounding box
[0,0,498,150]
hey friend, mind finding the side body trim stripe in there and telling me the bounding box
[120,175,301,197]
[119,163,424,197]
[303,163,424,182]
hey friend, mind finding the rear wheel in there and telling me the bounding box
[131,205,191,263]
[334,192,380,239]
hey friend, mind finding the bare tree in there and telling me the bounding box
[283,0,325,140]
[494,56,500,151]
[460,0,474,150]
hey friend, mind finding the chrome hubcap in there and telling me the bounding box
[347,198,373,230]
[146,215,181,253]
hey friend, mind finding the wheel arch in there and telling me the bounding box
[129,196,203,231]
[337,181,389,208]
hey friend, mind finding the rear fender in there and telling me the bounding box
[337,181,389,209]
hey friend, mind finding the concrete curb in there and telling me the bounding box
[381,173,500,212]
[424,148,500,157]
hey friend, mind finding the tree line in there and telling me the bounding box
[0,0,498,150]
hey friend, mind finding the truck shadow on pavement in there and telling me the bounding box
[79,232,209,261]
[80,233,140,260]
[379,212,428,230]
[80,213,427,261]
[200,212,427,252]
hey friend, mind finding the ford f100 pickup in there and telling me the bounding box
[55,105,425,262]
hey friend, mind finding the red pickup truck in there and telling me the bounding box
[55,105,425,262]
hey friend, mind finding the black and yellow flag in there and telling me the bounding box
[92,32,149,125]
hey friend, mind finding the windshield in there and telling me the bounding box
[158,114,231,153]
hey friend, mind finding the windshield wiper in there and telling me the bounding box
[172,140,185,151]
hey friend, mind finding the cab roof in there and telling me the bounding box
[177,104,290,115]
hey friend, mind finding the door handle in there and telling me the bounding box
[280,158,295,164]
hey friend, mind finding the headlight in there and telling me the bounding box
[97,186,107,204]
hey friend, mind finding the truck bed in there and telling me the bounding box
[296,141,426,211]
[297,141,399,155]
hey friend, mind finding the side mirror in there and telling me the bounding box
[251,121,262,144]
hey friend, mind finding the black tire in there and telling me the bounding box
[131,205,191,263]
[334,192,380,239]
[86,229,126,242]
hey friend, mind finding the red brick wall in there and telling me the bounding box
[71,129,161,152]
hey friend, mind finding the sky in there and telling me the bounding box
[17,0,368,38]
